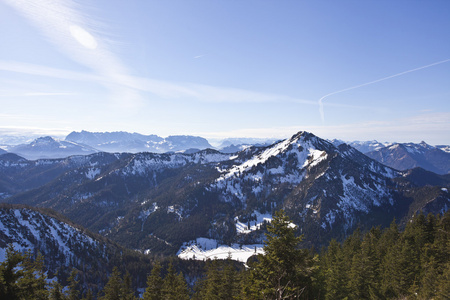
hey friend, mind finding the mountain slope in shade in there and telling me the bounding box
[395,167,450,187]
[3,149,233,253]
[6,136,98,160]
[366,142,450,174]
[0,205,96,263]
[0,151,128,200]
[0,204,152,293]
[65,130,213,153]
[2,131,449,255]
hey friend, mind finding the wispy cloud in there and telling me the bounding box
[22,92,74,97]
[0,125,70,141]
[1,60,382,111]
[3,0,142,108]
[0,91,75,98]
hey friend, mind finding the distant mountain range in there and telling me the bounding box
[66,130,213,154]
[2,136,98,160]
[1,131,448,256]
[0,131,448,177]
[330,139,393,153]
[365,142,450,175]
[331,139,450,175]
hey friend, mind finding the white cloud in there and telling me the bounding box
[1,60,372,109]
[3,0,141,109]
[0,92,74,97]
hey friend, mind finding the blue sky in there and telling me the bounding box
[1,0,449,144]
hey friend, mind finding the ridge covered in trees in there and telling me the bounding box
[1,210,449,299]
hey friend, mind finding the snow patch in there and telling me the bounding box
[235,211,272,234]
[85,168,100,180]
[177,238,264,262]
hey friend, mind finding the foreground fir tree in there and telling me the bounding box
[143,262,163,300]
[100,267,136,300]
[161,263,190,300]
[66,269,80,300]
[49,281,65,300]
[319,211,450,299]
[243,210,316,299]
[0,245,49,300]
[193,259,240,300]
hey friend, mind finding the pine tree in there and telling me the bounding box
[143,262,163,300]
[436,261,450,299]
[49,281,65,300]
[121,272,136,300]
[161,263,190,300]
[220,261,240,299]
[0,245,26,299]
[82,289,94,300]
[347,228,381,299]
[100,267,123,300]
[0,245,49,300]
[17,251,48,299]
[244,210,314,299]
[196,260,221,300]
[193,259,240,300]
[323,240,348,300]
[66,269,80,300]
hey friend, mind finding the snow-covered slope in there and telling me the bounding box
[437,145,450,153]
[366,141,450,174]
[209,132,400,236]
[0,206,96,263]
[177,238,264,262]
[0,204,153,294]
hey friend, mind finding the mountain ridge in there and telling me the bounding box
[65,130,213,154]
[4,136,98,160]
[2,131,448,256]
[366,141,450,174]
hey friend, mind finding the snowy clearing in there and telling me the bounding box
[177,238,264,262]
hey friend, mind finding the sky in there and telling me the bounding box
[0,0,449,145]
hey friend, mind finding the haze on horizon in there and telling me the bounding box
[1,0,449,145]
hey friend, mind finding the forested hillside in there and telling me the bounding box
[2,210,449,299]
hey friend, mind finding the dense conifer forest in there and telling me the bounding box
[1,210,449,299]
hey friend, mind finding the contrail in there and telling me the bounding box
[318,58,450,122]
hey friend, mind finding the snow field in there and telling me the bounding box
[177,238,264,262]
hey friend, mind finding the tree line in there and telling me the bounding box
[1,210,449,299]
